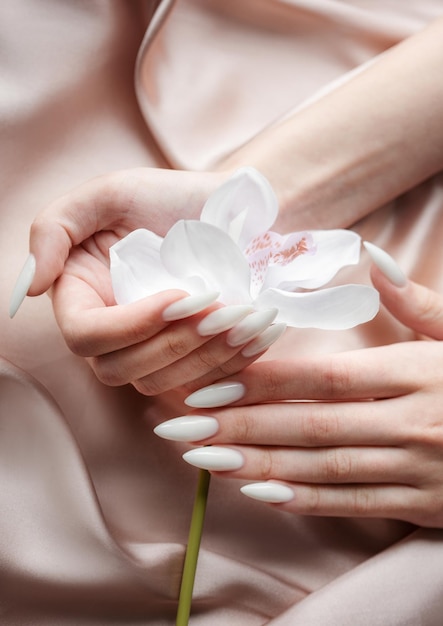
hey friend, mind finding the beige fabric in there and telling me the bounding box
[1,1,443,623]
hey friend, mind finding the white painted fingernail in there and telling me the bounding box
[183,446,244,471]
[153,416,219,442]
[226,308,278,347]
[240,482,294,503]
[185,381,245,408]
[9,254,36,318]
[241,323,287,358]
[162,291,220,321]
[363,242,407,287]
[197,304,254,336]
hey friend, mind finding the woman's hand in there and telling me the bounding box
[155,248,443,528]
[11,167,282,394]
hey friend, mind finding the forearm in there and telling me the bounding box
[219,18,443,231]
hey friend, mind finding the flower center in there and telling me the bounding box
[245,230,315,296]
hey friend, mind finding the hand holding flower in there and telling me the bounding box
[12,167,377,397]
[156,247,443,528]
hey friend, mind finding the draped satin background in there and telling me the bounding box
[1,1,443,624]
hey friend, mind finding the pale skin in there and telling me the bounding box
[18,17,443,524]
[27,16,443,387]
[182,269,443,528]
[29,168,262,394]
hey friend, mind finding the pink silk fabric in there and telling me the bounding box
[1,1,443,623]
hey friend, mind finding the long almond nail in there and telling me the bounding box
[226,308,278,347]
[162,291,220,321]
[9,254,36,318]
[197,305,254,336]
[153,416,219,442]
[363,242,407,287]
[183,446,244,471]
[185,381,245,408]
[240,482,294,503]
[241,323,286,358]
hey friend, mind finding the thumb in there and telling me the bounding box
[9,213,75,318]
[29,173,132,296]
[364,241,443,340]
[9,171,139,317]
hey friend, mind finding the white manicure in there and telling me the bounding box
[240,482,294,503]
[153,416,219,442]
[226,308,278,347]
[162,291,220,321]
[183,446,244,471]
[241,323,287,358]
[185,381,245,408]
[9,254,36,318]
[363,241,407,287]
[197,304,254,336]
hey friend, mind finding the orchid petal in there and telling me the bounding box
[200,167,278,249]
[109,229,201,305]
[255,285,379,329]
[263,229,362,291]
[161,220,252,305]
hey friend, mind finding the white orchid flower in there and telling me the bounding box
[110,168,379,330]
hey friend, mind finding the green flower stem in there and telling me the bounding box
[176,468,211,626]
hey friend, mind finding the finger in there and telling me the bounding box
[249,482,419,522]
[199,444,410,485]
[180,324,287,393]
[92,310,280,393]
[91,320,226,390]
[185,343,428,409]
[53,272,187,356]
[124,327,267,396]
[364,241,443,340]
[192,397,413,447]
[371,267,443,340]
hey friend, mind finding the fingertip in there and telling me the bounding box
[9,254,36,317]
[363,241,407,288]
[28,220,72,296]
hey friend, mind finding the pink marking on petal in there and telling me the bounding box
[270,232,316,266]
[245,230,316,295]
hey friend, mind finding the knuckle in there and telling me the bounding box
[258,366,283,398]
[59,317,89,356]
[133,375,167,397]
[90,356,129,387]
[195,347,221,371]
[412,491,443,528]
[300,408,340,446]
[230,411,256,443]
[321,358,352,398]
[162,332,191,361]
[418,290,443,326]
[258,448,277,481]
[303,487,322,514]
[352,488,375,516]
[415,412,443,448]
[323,449,353,482]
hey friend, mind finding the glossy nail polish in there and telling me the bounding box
[162,291,220,321]
[363,241,407,287]
[153,416,219,442]
[183,446,244,471]
[226,308,278,347]
[197,304,254,336]
[240,482,294,503]
[9,254,36,318]
[241,323,287,358]
[185,381,245,408]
